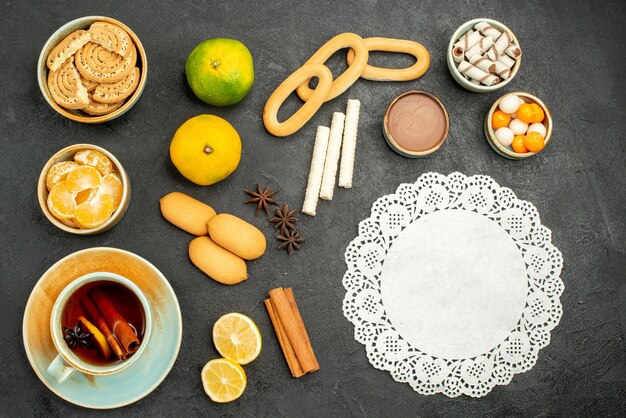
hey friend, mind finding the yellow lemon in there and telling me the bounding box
[201,358,247,403]
[170,114,241,186]
[185,38,254,106]
[212,313,262,365]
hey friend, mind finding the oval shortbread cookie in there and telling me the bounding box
[92,67,140,104]
[48,60,90,109]
[75,41,136,83]
[88,22,132,57]
[47,30,91,72]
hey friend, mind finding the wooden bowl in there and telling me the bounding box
[37,16,148,124]
[37,144,131,234]
[485,92,553,159]
[447,18,521,93]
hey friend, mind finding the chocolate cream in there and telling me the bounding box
[386,92,448,153]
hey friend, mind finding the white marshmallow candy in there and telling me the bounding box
[509,118,528,135]
[499,94,521,114]
[527,123,547,138]
[494,127,514,146]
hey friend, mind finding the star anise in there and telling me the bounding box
[63,322,92,349]
[277,229,304,255]
[244,184,278,216]
[270,205,298,233]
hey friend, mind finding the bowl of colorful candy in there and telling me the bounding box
[485,92,553,159]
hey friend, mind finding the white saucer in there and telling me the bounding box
[23,247,182,409]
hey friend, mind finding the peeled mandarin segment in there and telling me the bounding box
[74,192,115,229]
[201,358,247,403]
[47,60,89,109]
[47,29,91,72]
[88,22,131,57]
[65,165,102,193]
[46,161,80,191]
[295,33,368,102]
[75,188,97,205]
[75,41,137,83]
[92,67,140,104]
[82,94,124,115]
[73,149,114,175]
[212,313,262,365]
[346,37,430,81]
[60,218,78,228]
[78,315,112,359]
[99,173,123,208]
[263,63,332,137]
[47,182,77,220]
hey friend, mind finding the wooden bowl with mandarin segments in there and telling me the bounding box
[447,18,521,93]
[37,16,148,124]
[485,92,553,160]
[37,144,131,235]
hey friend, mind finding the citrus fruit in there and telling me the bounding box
[75,193,115,229]
[511,135,528,153]
[524,132,545,152]
[530,103,545,123]
[65,166,102,193]
[74,149,114,175]
[99,173,123,208]
[78,315,112,359]
[47,182,77,220]
[46,161,80,191]
[213,313,262,365]
[185,38,254,106]
[170,114,241,186]
[201,358,247,403]
[75,188,97,205]
[516,103,535,123]
[491,110,511,130]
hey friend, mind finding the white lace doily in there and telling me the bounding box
[342,172,563,397]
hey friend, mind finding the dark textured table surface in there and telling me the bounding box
[1,0,625,416]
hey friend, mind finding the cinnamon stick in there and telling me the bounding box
[267,288,318,375]
[88,288,140,355]
[285,288,319,372]
[265,299,304,377]
[80,295,125,360]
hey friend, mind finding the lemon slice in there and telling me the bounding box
[201,358,246,403]
[212,313,262,365]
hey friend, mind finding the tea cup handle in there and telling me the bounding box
[47,354,76,384]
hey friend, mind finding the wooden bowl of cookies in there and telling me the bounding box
[37,144,131,235]
[37,16,148,124]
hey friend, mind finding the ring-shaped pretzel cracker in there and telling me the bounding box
[295,33,368,102]
[346,37,430,81]
[75,41,136,83]
[264,63,333,137]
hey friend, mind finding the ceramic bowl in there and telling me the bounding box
[447,18,521,93]
[37,144,131,234]
[485,92,553,160]
[37,16,148,123]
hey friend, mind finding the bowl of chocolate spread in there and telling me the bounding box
[383,90,450,157]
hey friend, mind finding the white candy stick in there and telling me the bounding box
[497,53,516,69]
[474,22,502,40]
[338,99,360,189]
[465,36,494,60]
[505,44,522,59]
[319,112,345,201]
[494,60,511,79]
[469,55,496,74]
[458,61,500,86]
[485,31,512,61]
[452,29,482,62]
[302,126,330,216]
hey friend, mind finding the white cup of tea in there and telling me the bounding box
[47,272,152,383]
